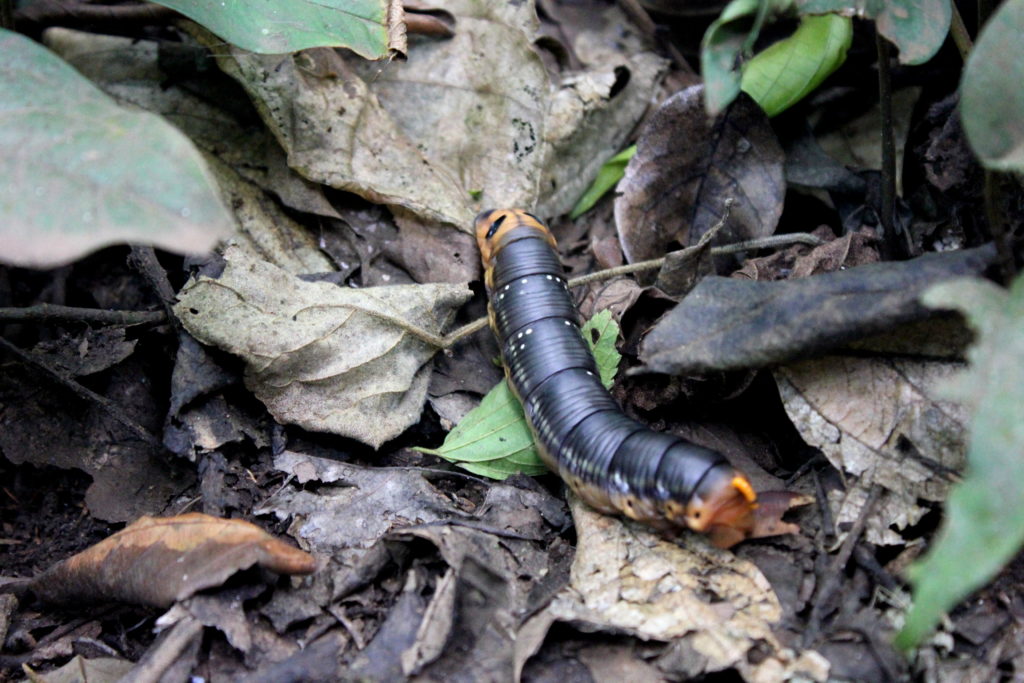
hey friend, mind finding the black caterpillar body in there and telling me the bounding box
[476,209,759,548]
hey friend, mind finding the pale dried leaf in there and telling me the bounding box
[207,42,475,228]
[174,246,471,447]
[775,356,968,544]
[516,496,829,682]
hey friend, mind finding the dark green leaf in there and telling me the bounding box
[896,274,1024,648]
[0,29,233,268]
[155,0,397,58]
[700,0,763,115]
[960,0,1024,171]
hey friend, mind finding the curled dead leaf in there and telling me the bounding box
[29,513,315,608]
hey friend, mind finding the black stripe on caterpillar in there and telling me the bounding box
[475,208,760,548]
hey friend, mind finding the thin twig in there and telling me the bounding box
[567,232,826,289]
[428,232,826,349]
[949,1,973,61]
[0,304,166,327]
[122,614,204,683]
[875,32,899,253]
[0,0,14,30]
[804,484,882,648]
[0,336,165,450]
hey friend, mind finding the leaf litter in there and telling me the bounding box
[3,0,1023,679]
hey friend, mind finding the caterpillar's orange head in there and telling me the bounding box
[663,466,758,548]
[475,209,554,270]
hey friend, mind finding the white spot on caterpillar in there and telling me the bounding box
[564,320,571,326]
[499,293,505,300]
[526,328,533,335]
[504,285,510,291]
[521,278,528,284]
[519,344,525,350]
[517,332,523,339]
[546,274,553,280]
[586,371,594,376]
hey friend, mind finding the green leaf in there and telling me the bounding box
[570,146,636,219]
[582,309,621,388]
[960,0,1024,171]
[896,274,1024,649]
[0,29,234,269]
[701,0,764,115]
[740,15,852,117]
[794,0,951,65]
[415,311,623,480]
[154,0,396,58]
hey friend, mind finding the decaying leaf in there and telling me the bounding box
[29,513,315,608]
[516,496,830,682]
[615,85,785,265]
[207,42,475,228]
[174,245,471,448]
[199,0,665,228]
[897,275,1024,647]
[775,356,968,545]
[640,244,996,375]
[23,655,134,683]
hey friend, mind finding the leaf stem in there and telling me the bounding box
[949,1,974,61]
[875,31,901,254]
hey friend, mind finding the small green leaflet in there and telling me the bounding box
[740,14,852,117]
[700,0,851,116]
[895,274,1024,648]
[569,146,636,219]
[416,310,622,480]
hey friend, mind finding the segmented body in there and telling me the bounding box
[475,209,759,547]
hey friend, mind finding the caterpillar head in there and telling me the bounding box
[665,466,759,548]
[475,209,556,276]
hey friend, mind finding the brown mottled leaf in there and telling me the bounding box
[615,85,784,265]
[29,513,315,608]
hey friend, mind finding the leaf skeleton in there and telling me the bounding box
[476,208,786,548]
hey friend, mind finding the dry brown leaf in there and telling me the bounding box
[29,513,315,608]
[615,86,785,265]
[515,496,830,682]
[174,245,471,448]
[23,655,134,683]
[775,356,968,545]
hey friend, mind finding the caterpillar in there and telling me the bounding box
[476,208,762,548]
